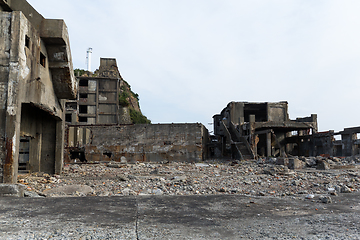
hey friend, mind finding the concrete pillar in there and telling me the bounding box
[266,132,272,157]
[341,133,355,156]
[3,107,21,183]
[55,119,64,175]
[249,115,256,152]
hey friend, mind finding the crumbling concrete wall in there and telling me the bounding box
[65,123,209,163]
[0,0,76,183]
[213,101,318,159]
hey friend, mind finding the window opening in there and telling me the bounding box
[103,151,112,158]
[19,137,30,172]
[79,105,88,114]
[65,102,77,110]
[25,35,30,49]
[65,114,72,123]
[334,135,341,141]
[79,79,89,87]
[69,150,87,163]
[80,93,88,99]
[40,52,46,67]
[79,116,88,123]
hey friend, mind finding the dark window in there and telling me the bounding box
[40,52,46,67]
[69,150,87,162]
[65,114,72,123]
[103,151,112,158]
[79,105,88,114]
[79,79,88,87]
[79,116,87,123]
[79,93,88,99]
[25,35,30,49]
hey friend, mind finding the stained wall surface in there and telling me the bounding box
[0,0,76,183]
[65,123,209,163]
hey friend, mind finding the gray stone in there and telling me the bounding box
[316,160,330,170]
[0,184,26,197]
[320,196,332,204]
[24,190,44,198]
[276,158,289,166]
[107,162,126,168]
[152,189,163,195]
[288,158,305,170]
[118,175,129,181]
[44,185,94,196]
[171,176,187,182]
[305,194,315,199]
[340,185,352,193]
[305,157,317,167]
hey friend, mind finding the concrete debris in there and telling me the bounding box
[16,155,360,199]
[305,194,315,199]
[316,160,330,170]
[0,184,26,197]
[340,185,352,193]
[43,185,94,197]
[24,190,44,198]
[320,196,332,204]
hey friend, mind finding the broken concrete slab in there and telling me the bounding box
[0,184,26,197]
[43,184,94,197]
[288,158,306,170]
[316,160,330,170]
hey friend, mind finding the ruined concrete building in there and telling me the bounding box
[65,59,209,163]
[0,0,76,183]
[65,124,209,163]
[211,101,318,159]
[66,58,131,125]
[212,101,360,159]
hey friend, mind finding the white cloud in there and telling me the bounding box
[28,0,360,132]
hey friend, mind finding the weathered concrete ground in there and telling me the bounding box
[3,156,359,239]
[0,193,359,239]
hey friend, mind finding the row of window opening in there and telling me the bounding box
[25,35,46,67]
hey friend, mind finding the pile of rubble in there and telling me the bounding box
[18,155,360,202]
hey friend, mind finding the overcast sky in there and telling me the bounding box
[28,0,360,133]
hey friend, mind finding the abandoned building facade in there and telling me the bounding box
[65,59,209,163]
[66,58,132,125]
[0,0,77,183]
[65,123,209,163]
[211,101,359,159]
[1,1,359,184]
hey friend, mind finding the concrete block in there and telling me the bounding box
[0,184,26,197]
[276,158,289,166]
[316,160,330,170]
[288,158,305,170]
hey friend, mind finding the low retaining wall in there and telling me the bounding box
[65,123,209,163]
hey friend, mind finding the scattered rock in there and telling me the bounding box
[44,185,93,197]
[316,160,330,170]
[340,185,352,193]
[305,157,317,167]
[24,190,44,198]
[171,176,187,182]
[288,158,305,170]
[107,162,125,168]
[15,155,360,198]
[320,196,332,204]
[305,194,315,199]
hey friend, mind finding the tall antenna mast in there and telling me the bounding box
[86,48,93,72]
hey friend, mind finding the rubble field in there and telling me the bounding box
[18,155,360,202]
